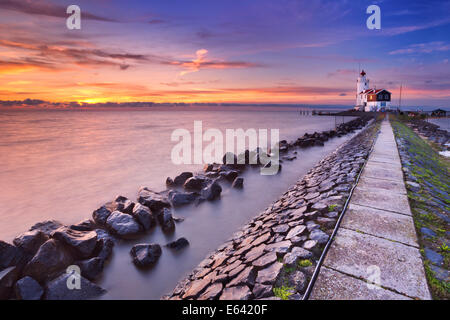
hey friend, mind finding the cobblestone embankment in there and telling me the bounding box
[165,120,380,300]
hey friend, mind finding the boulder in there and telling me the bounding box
[23,239,74,283]
[106,211,142,238]
[51,227,98,259]
[70,219,97,232]
[0,240,29,270]
[13,230,49,255]
[168,190,197,207]
[92,205,112,226]
[231,177,244,189]
[130,243,162,268]
[200,181,222,201]
[157,208,175,233]
[137,187,171,211]
[166,237,189,250]
[29,220,63,236]
[131,202,156,231]
[183,176,207,190]
[255,262,283,285]
[14,276,43,300]
[309,229,329,244]
[111,195,134,214]
[95,238,114,261]
[219,285,252,300]
[220,170,239,182]
[0,266,20,299]
[77,257,104,281]
[173,172,194,186]
[198,282,223,300]
[44,272,106,300]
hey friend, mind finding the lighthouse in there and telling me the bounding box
[356,70,369,106]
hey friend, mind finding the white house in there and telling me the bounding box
[355,70,391,112]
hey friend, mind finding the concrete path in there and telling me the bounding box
[311,119,431,300]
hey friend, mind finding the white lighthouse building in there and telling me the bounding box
[355,70,391,112]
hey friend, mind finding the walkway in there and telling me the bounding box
[311,118,431,300]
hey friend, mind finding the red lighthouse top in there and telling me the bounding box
[360,70,366,76]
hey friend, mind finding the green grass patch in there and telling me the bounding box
[298,259,313,268]
[273,286,294,300]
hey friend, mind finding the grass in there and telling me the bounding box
[298,259,313,268]
[328,204,338,212]
[391,116,450,300]
[273,286,294,300]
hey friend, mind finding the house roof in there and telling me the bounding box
[359,88,391,95]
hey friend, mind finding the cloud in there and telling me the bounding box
[168,48,264,76]
[0,0,117,22]
[327,69,358,78]
[383,18,450,36]
[389,41,450,55]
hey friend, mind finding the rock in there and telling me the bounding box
[184,176,207,190]
[283,247,312,268]
[264,240,292,257]
[244,244,266,263]
[420,227,436,238]
[311,202,328,214]
[168,190,197,207]
[305,192,320,201]
[130,243,162,268]
[252,284,273,299]
[201,181,222,201]
[44,272,106,300]
[317,217,336,229]
[131,202,156,231]
[0,266,19,299]
[252,252,278,269]
[406,181,421,192]
[13,230,49,255]
[23,239,74,283]
[166,237,189,250]
[106,211,142,238]
[77,257,105,281]
[166,177,174,186]
[157,208,175,233]
[111,195,135,214]
[92,205,112,226]
[424,248,443,266]
[283,270,307,293]
[14,276,43,300]
[222,152,238,165]
[137,187,171,211]
[231,177,244,189]
[303,240,318,251]
[51,227,98,259]
[198,282,223,300]
[173,172,194,186]
[220,170,239,182]
[228,267,256,287]
[0,241,30,271]
[29,220,63,236]
[219,285,252,300]
[286,225,307,240]
[182,278,211,299]
[70,219,97,232]
[309,229,329,244]
[95,238,114,261]
[255,262,283,285]
[430,265,449,282]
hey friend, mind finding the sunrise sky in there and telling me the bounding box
[0,0,449,106]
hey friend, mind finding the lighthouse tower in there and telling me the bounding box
[356,70,369,106]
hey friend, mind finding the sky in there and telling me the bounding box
[0,0,449,107]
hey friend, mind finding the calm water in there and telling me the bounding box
[0,109,355,299]
[428,118,450,132]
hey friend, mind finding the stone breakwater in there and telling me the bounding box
[165,120,379,300]
[0,116,371,300]
[407,119,449,151]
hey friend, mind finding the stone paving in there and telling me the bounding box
[311,119,432,300]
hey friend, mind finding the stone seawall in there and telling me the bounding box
[165,120,380,300]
